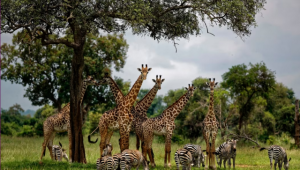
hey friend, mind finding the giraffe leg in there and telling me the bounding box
[105,130,114,145]
[47,132,56,160]
[211,133,217,170]
[164,134,172,168]
[119,123,130,152]
[67,127,72,163]
[39,127,53,164]
[146,134,155,168]
[203,131,210,170]
[141,140,148,162]
[99,125,108,157]
[136,134,140,150]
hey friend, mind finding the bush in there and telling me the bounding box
[266,135,275,145]
[18,125,35,137]
[34,122,44,136]
[1,122,15,136]
[156,134,184,145]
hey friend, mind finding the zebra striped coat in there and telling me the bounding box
[260,145,291,170]
[174,148,193,170]
[120,149,149,170]
[51,143,69,162]
[183,144,206,167]
[97,156,115,170]
[113,153,122,170]
[215,139,238,168]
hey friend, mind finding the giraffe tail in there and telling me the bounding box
[88,126,99,144]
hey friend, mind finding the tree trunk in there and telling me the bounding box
[295,99,299,148]
[69,42,86,163]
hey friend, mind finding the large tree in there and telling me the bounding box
[1,31,128,112]
[221,62,276,130]
[1,0,267,163]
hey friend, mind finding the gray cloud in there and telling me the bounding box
[1,0,300,110]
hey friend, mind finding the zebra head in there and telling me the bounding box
[284,157,291,170]
[227,139,238,151]
[62,148,69,162]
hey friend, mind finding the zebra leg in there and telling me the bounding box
[174,151,180,170]
[228,158,231,168]
[223,158,227,169]
[233,156,236,168]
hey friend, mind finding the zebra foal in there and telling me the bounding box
[260,145,291,170]
[174,148,193,170]
[183,144,206,167]
[52,142,69,162]
[120,149,149,170]
[97,144,115,170]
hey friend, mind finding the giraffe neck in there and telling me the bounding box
[79,81,88,104]
[208,90,215,117]
[122,75,143,107]
[134,86,159,117]
[162,92,190,119]
[108,77,124,105]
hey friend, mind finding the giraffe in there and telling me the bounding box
[39,76,99,163]
[202,78,218,170]
[101,72,125,105]
[132,75,165,150]
[88,64,152,157]
[141,84,196,168]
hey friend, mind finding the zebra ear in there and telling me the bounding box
[289,158,291,162]
[59,141,62,147]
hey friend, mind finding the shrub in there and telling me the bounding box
[34,122,44,136]
[1,122,15,136]
[18,125,35,137]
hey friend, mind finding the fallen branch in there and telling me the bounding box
[227,133,260,147]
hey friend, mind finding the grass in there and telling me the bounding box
[1,134,300,170]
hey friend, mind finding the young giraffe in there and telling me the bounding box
[141,84,196,168]
[39,76,99,163]
[203,78,218,170]
[89,64,152,157]
[132,75,165,150]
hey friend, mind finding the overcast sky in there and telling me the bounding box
[1,0,300,111]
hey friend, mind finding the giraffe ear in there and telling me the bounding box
[215,82,218,86]
[148,68,152,71]
[152,79,156,82]
[138,68,142,72]
[185,87,188,90]
[161,79,165,83]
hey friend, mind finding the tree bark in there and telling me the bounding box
[69,25,87,163]
[295,99,299,148]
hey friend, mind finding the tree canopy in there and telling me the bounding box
[1,31,129,111]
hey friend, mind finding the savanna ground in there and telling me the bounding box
[1,134,299,170]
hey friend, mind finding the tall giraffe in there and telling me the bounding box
[203,78,218,170]
[88,64,151,157]
[39,76,99,163]
[141,84,196,168]
[132,75,165,150]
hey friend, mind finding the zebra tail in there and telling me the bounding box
[174,152,180,170]
[88,126,99,143]
[259,147,267,151]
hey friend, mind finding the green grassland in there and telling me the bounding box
[1,134,300,170]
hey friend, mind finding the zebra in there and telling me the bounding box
[183,144,206,167]
[113,153,122,170]
[174,148,193,170]
[260,145,291,170]
[120,149,149,170]
[97,156,115,170]
[51,142,69,162]
[96,144,115,170]
[215,139,238,168]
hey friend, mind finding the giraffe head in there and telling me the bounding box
[137,64,152,80]
[98,72,112,85]
[206,78,218,91]
[152,75,165,90]
[185,84,196,97]
[84,76,98,85]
